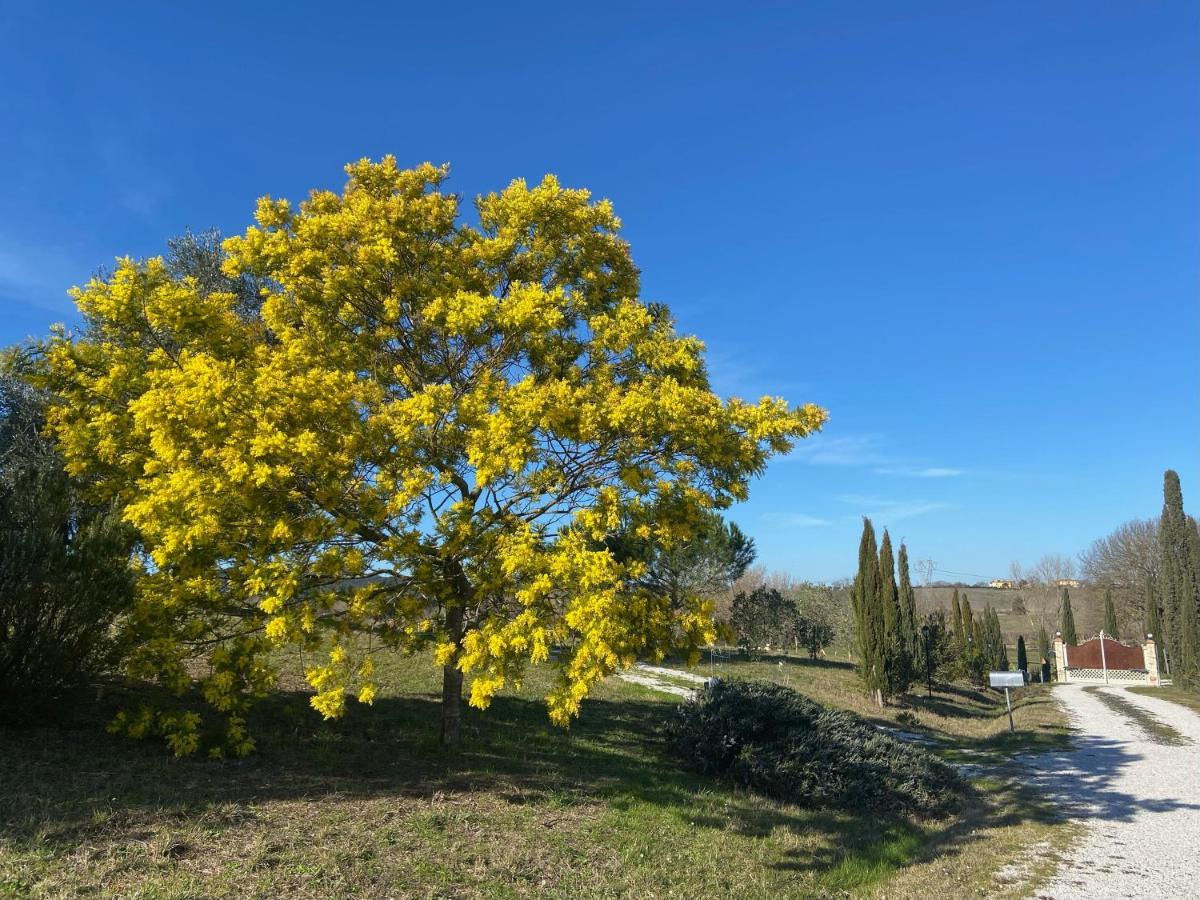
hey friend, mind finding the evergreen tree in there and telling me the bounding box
[877,530,912,695]
[996,613,1010,671]
[981,606,1007,671]
[1102,588,1119,638]
[1159,471,1200,684]
[1060,588,1078,645]
[993,608,1009,670]
[851,518,887,706]
[1016,635,1028,675]
[950,588,965,652]
[897,543,919,678]
[966,615,987,685]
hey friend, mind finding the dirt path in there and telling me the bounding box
[1025,684,1200,899]
[614,663,707,698]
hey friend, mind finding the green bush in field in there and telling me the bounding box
[0,375,136,720]
[665,679,963,817]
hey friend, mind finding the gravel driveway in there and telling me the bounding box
[1026,683,1200,899]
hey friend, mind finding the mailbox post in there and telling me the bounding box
[989,671,1024,733]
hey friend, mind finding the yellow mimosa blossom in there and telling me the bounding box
[36,156,825,754]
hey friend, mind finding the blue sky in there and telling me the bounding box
[2,1,1197,582]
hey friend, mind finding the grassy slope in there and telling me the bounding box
[680,652,1068,751]
[1,651,1072,899]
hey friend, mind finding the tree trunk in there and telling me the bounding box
[441,659,463,747]
[440,602,465,747]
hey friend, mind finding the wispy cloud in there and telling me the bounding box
[704,346,815,401]
[783,434,888,467]
[874,466,963,478]
[784,434,961,481]
[95,134,174,222]
[0,235,83,313]
[761,512,831,528]
[837,494,950,523]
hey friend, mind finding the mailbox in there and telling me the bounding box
[989,671,1025,689]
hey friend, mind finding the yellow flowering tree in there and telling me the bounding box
[40,158,825,751]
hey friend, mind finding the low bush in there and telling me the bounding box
[665,679,963,816]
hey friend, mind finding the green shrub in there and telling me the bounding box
[665,679,962,816]
[0,376,136,720]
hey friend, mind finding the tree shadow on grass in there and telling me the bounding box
[5,678,1192,891]
[0,683,787,849]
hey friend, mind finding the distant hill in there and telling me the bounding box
[914,584,1112,645]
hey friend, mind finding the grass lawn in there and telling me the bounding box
[1127,683,1200,716]
[1,649,1074,899]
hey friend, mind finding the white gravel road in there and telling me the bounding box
[1026,684,1200,899]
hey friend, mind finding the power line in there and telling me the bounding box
[933,567,996,581]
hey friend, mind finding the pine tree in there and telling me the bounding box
[1102,588,1119,638]
[1016,635,1028,675]
[851,518,887,707]
[1060,588,1078,645]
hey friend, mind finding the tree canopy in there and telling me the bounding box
[37,158,825,752]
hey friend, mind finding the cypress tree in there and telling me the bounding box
[898,543,919,676]
[996,611,1010,671]
[1159,470,1200,682]
[982,606,1007,671]
[1102,588,1119,638]
[851,518,887,706]
[994,608,1009,670]
[950,588,965,649]
[878,530,904,693]
[967,615,986,685]
[1060,588,1078,645]
[1016,635,1028,675]
[1177,573,1199,685]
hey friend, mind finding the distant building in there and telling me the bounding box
[989,579,1015,589]
[1054,578,1083,588]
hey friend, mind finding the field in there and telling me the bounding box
[915,586,1108,646]
[1,650,1074,899]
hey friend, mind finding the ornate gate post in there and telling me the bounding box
[1143,634,1160,686]
[1054,632,1068,683]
